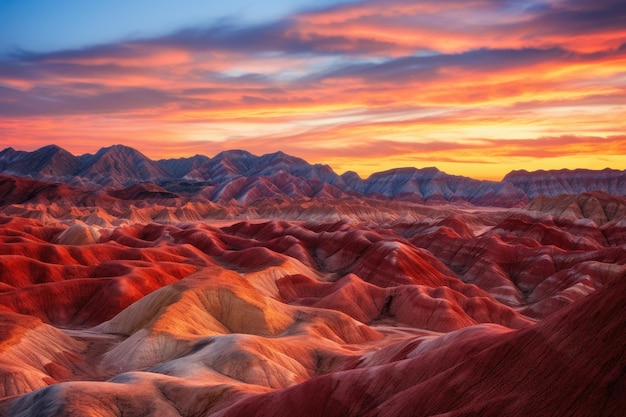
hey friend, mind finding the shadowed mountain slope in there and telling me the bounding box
[1,145,624,206]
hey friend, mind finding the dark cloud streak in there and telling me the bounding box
[0,85,181,117]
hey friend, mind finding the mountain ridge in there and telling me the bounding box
[1,144,624,207]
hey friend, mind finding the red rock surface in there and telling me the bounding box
[0,191,623,416]
[220,269,626,417]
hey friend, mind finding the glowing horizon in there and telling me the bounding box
[1,0,625,180]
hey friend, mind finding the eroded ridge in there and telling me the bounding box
[0,197,624,416]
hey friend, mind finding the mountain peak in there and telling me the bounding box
[0,147,18,160]
[0,144,624,205]
[96,144,147,157]
[0,144,79,178]
[78,145,170,186]
[368,166,442,180]
[503,168,626,198]
[36,144,63,152]
[261,150,307,165]
[213,149,254,160]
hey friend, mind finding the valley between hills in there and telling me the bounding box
[0,145,624,416]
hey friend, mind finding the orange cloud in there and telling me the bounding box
[1,0,624,180]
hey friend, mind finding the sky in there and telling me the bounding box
[0,0,625,180]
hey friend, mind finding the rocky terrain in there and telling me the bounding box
[2,145,625,206]
[0,149,624,416]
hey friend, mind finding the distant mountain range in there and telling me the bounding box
[1,144,625,207]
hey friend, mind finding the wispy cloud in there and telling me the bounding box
[1,0,624,178]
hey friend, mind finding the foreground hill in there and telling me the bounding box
[0,180,625,415]
[1,145,624,206]
[0,147,624,415]
[219,268,626,417]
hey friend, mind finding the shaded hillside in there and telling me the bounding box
[1,145,624,206]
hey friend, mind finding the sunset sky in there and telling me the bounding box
[1,0,625,180]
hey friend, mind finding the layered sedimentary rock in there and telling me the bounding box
[2,145,624,205]
[0,190,624,416]
[0,147,624,416]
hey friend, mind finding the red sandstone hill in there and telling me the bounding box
[218,266,626,417]
[0,196,623,416]
[0,152,624,416]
